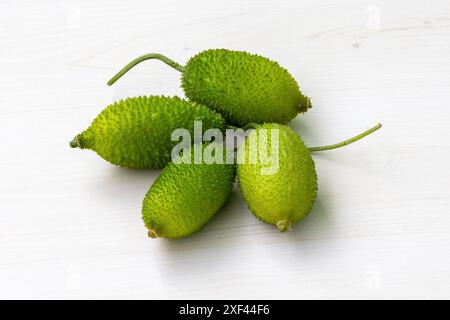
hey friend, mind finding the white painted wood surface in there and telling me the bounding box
[1,0,449,299]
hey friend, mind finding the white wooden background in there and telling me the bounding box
[1,0,449,299]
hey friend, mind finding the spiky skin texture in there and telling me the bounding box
[181,49,311,127]
[142,146,235,239]
[237,124,318,232]
[70,96,225,169]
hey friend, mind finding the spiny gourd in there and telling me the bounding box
[107,49,312,127]
[237,123,318,232]
[142,143,235,239]
[237,123,382,232]
[69,96,225,169]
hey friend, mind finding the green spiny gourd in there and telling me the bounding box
[237,123,318,232]
[107,49,311,127]
[237,123,382,232]
[142,143,235,239]
[69,96,225,169]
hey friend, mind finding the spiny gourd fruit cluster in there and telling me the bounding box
[71,48,381,239]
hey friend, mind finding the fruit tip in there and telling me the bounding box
[148,229,159,239]
[276,220,292,232]
[69,135,80,148]
[298,96,312,114]
[306,96,312,109]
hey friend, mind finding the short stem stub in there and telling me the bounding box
[107,53,185,86]
[69,135,81,148]
[308,123,382,152]
[276,220,292,232]
[148,229,159,239]
[299,96,312,113]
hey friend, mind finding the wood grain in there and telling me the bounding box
[0,0,449,299]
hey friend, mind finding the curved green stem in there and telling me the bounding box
[107,53,185,86]
[308,123,382,152]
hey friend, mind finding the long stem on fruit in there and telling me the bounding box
[308,123,382,152]
[107,53,185,86]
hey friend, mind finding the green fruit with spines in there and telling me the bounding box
[181,49,311,126]
[236,123,382,231]
[107,49,311,127]
[237,123,318,232]
[142,143,235,239]
[69,96,225,169]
